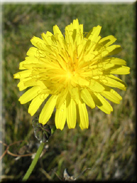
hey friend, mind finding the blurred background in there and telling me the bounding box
[1,2,136,181]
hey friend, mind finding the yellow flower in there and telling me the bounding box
[14,19,130,130]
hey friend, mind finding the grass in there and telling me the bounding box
[1,3,136,181]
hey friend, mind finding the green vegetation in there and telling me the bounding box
[2,3,135,181]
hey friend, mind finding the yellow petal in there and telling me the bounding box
[73,18,79,28]
[99,35,117,47]
[56,89,68,109]
[87,25,102,43]
[66,97,76,129]
[18,79,37,90]
[101,45,122,57]
[84,48,97,61]
[101,88,122,104]
[77,39,86,59]
[17,81,26,91]
[26,47,37,56]
[110,66,130,75]
[89,79,105,92]
[69,87,80,104]
[17,78,35,91]
[102,63,115,70]
[14,70,31,79]
[94,93,113,114]
[55,101,66,130]
[41,31,53,45]
[102,75,126,90]
[79,77,90,86]
[19,56,40,70]
[99,57,126,66]
[65,24,73,46]
[53,25,65,48]
[72,19,82,43]
[19,61,28,70]
[19,86,40,104]
[28,94,49,116]
[30,36,46,50]
[39,95,57,125]
[110,57,126,65]
[81,88,95,109]
[78,101,89,130]
[53,25,64,38]
[75,24,83,45]
[17,79,45,91]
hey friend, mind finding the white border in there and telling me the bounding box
[0,0,136,3]
[0,0,135,180]
[0,2,2,181]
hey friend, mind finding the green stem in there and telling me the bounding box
[22,142,45,181]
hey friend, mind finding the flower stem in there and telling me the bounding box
[22,142,45,181]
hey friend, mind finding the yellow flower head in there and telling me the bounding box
[14,19,130,130]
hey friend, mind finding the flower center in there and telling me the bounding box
[66,63,76,80]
